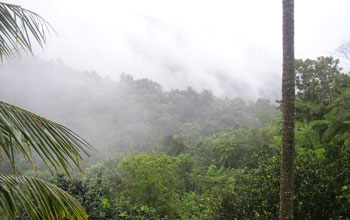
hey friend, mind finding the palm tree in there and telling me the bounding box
[280,0,295,219]
[0,3,91,219]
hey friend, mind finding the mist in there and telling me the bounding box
[0,56,280,160]
[1,0,349,158]
[1,1,350,218]
[2,0,348,101]
[0,0,348,158]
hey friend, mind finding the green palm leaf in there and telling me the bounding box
[0,101,92,175]
[0,174,88,220]
[0,2,52,61]
[0,2,91,219]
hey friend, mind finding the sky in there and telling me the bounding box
[4,0,350,99]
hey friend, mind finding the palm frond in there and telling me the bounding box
[0,174,88,220]
[0,2,52,61]
[0,101,92,175]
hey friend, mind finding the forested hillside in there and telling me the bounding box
[1,55,350,219]
[0,57,278,159]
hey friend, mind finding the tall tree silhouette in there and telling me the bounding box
[280,0,295,219]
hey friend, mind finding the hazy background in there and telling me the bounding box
[2,0,350,99]
[0,0,349,169]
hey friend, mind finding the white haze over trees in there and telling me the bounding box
[2,0,350,100]
[0,57,280,159]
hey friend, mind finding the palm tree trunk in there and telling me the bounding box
[280,0,295,219]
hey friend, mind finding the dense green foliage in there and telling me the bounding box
[2,56,350,219]
[0,57,278,160]
[295,56,350,121]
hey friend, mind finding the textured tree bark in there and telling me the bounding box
[280,0,295,219]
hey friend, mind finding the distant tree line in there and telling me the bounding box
[19,56,350,219]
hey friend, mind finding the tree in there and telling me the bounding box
[280,0,295,219]
[295,57,350,121]
[118,153,180,218]
[0,3,90,219]
[336,41,350,61]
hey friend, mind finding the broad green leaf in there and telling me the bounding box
[0,174,88,220]
[0,2,53,61]
[0,101,92,175]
